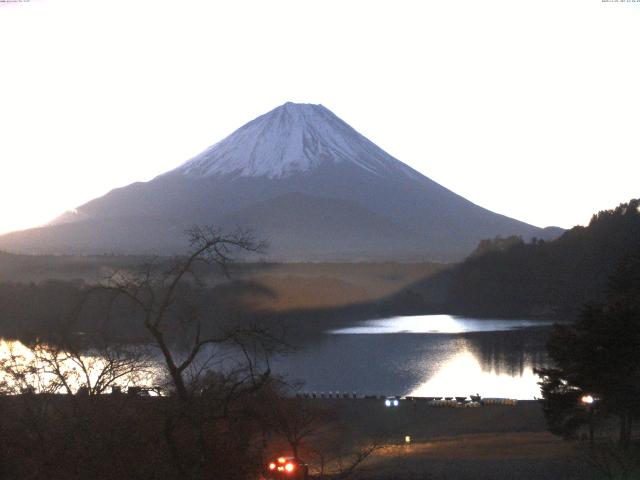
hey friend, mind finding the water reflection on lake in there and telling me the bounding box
[330,315,554,334]
[406,340,542,399]
[0,339,159,394]
[271,315,553,399]
[0,316,555,399]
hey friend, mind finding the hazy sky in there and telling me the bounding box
[1,0,638,235]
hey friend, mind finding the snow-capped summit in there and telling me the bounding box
[0,103,561,260]
[173,102,418,180]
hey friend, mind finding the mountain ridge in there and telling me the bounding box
[0,102,562,260]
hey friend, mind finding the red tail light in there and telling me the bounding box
[285,463,295,472]
[268,462,276,470]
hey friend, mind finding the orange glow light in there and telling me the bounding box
[268,462,276,470]
[285,463,295,472]
[278,457,286,464]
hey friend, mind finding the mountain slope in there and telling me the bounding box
[0,102,560,260]
[218,192,435,261]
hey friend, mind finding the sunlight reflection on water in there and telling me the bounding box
[406,341,542,399]
[329,315,554,334]
[0,339,159,394]
[271,315,553,399]
[331,316,550,399]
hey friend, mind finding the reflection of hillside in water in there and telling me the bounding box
[407,330,550,399]
[270,320,553,399]
[464,328,550,377]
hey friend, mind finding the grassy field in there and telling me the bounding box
[304,399,599,480]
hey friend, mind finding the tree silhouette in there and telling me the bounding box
[536,252,640,445]
[102,226,272,401]
[439,198,640,319]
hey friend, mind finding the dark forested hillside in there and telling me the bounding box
[0,260,444,342]
[400,199,640,320]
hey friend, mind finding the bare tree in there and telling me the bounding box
[266,395,330,458]
[85,226,295,479]
[0,227,297,479]
[310,432,385,480]
[257,385,385,480]
[0,342,59,396]
[330,439,384,480]
[102,226,273,401]
[28,338,152,396]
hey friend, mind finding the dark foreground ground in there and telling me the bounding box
[313,399,600,480]
[0,392,618,479]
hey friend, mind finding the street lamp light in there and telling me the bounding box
[580,394,598,445]
[581,394,594,405]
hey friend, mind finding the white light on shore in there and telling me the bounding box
[581,395,595,405]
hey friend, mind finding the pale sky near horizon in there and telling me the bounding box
[0,0,638,236]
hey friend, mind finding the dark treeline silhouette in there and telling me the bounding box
[534,244,640,477]
[0,278,276,345]
[396,198,640,320]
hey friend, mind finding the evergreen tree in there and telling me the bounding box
[536,253,640,445]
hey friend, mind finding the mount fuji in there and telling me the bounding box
[0,103,561,260]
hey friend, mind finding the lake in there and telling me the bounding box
[270,315,556,399]
[0,315,557,399]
